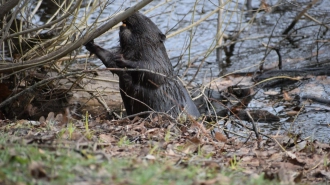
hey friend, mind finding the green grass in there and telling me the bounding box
[0,133,281,185]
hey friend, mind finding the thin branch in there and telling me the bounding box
[282,0,318,35]
[0,0,153,73]
[167,2,229,39]
[246,110,261,148]
[0,70,96,108]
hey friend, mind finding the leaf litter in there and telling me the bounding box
[0,113,329,184]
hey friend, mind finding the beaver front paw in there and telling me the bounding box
[114,54,129,68]
[114,54,139,69]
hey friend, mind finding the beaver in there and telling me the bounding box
[85,11,200,118]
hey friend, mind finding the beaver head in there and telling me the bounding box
[119,12,166,57]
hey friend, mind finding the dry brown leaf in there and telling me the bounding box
[46,112,55,122]
[61,108,70,125]
[39,116,46,124]
[286,110,299,116]
[214,131,227,142]
[286,151,297,159]
[132,122,147,133]
[145,128,159,134]
[99,134,116,143]
[182,142,198,154]
[241,157,260,167]
[269,152,284,161]
[287,156,306,166]
[236,147,250,156]
[283,91,293,101]
[254,150,271,158]
[271,162,302,171]
[260,0,272,13]
[26,104,37,116]
[55,114,63,124]
[189,136,202,144]
[191,121,208,134]
[62,131,83,141]
[264,90,279,96]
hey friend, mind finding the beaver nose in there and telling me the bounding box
[122,20,127,27]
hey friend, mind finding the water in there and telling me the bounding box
[25,0,330,142]
[83,0,330,142]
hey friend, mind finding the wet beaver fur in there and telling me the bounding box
[85,11,200,118]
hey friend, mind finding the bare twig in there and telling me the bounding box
[282,0,318,35]
[246,110,261,148]
[304,13,330,30]
[0,70,96,108]
[0,0,153,73]
[167,3,229,39]
[2,0,83,41]
[261,43,282,69]
[0,0,29,47]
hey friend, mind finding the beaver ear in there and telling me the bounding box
[159,33,166,43]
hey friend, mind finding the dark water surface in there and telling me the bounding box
[33,0,330,141]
